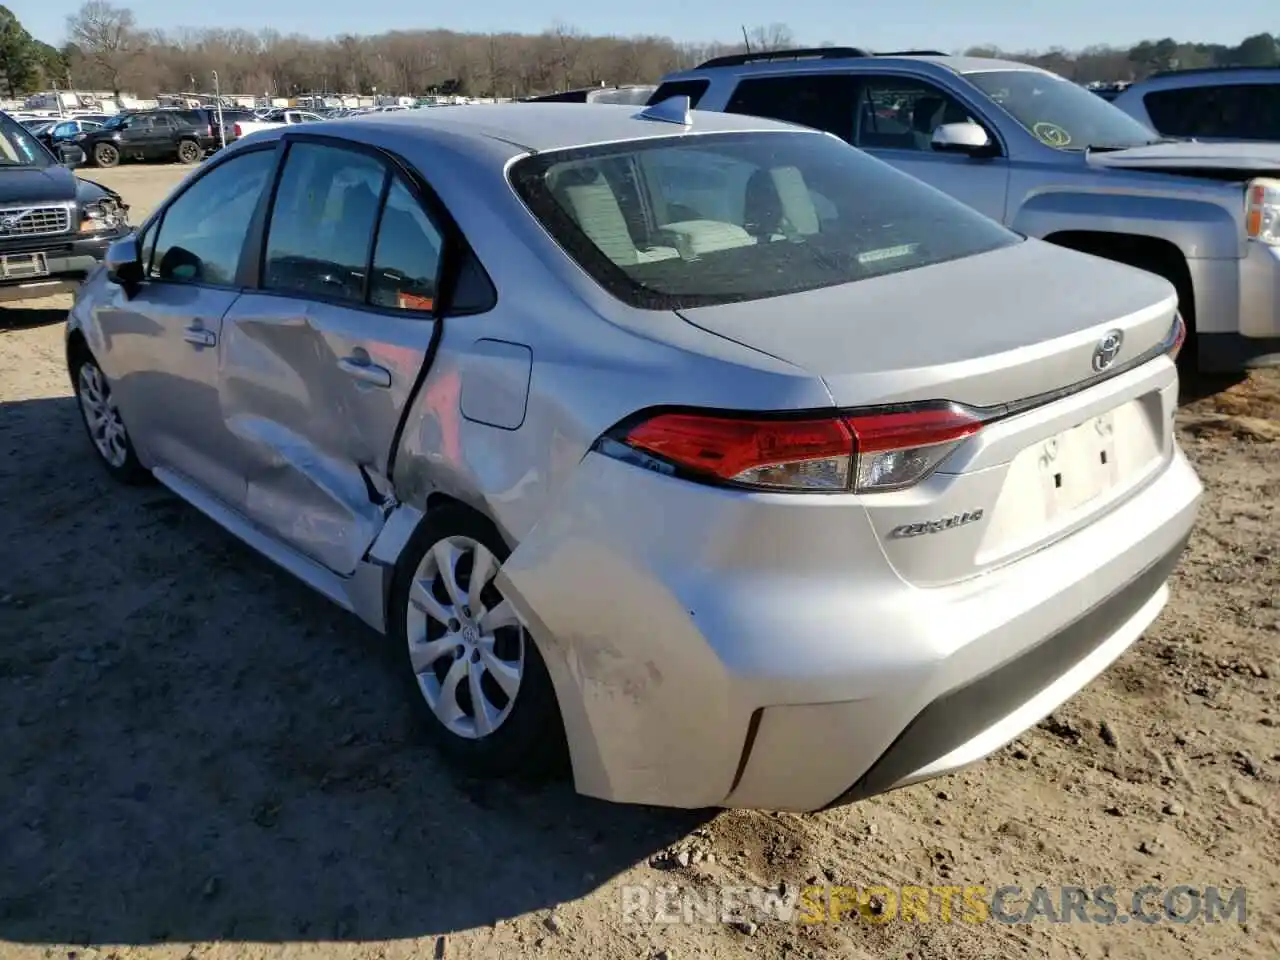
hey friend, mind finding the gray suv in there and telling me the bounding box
[654,47,1280,372]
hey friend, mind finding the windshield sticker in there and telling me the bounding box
[1033,122,1071,147]
[858,243,919,265]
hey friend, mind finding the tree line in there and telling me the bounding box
[1,1,1277,101]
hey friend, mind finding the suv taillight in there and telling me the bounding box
[233,123,242,138]
[596,405,984,493]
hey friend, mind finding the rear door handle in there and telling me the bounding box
[182,325,216,347]
[338,356,392,388]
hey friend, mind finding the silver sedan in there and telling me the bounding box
[64,101,1201,811]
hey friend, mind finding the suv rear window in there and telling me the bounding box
[510,130,1020,310]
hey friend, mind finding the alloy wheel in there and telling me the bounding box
[404,536,524,739]
[77,362,128,468]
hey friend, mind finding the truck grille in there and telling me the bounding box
[0,204,73,239]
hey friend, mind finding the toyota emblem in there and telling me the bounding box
[1092,329,1124,372]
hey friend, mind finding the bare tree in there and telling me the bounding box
[65,0,141,97]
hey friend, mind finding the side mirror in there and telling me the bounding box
[105,235,144,287]
[931,122,996,157]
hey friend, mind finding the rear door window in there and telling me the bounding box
[262,141,387,303]
[724,75,857,141]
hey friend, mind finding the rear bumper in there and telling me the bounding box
[825,530,1187,806]
[499,439,1202,811]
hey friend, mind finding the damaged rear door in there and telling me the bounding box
[217,138,446,575]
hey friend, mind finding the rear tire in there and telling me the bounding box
[176,138,201,164]
[388,503,569,780]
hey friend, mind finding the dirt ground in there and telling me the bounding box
[1,164,1277,960]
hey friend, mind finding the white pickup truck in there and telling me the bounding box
[231,109,327,141]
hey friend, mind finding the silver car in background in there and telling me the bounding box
[65,101,1201,811]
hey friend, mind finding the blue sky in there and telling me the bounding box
[25,0,1277,50]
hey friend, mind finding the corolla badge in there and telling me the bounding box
[1092,329,1124,372]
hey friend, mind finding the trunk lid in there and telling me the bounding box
[676,237,1177,410]
[677,237,1182,587]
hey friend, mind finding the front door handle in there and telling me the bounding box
[338,356,392,388]
[182,325,216,347]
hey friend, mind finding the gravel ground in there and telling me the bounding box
[1,164,1277,960]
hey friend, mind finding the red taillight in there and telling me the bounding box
[233,122,242,138]
[610,405,984,493]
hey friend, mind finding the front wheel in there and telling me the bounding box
[176,139,201,164]
[72,353,150,484]
[388,504,568,779]
[92,142,120,168]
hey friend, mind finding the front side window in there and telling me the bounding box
[967,69,1161,150]
[150,148,276,285]
[854,76,989,152]
[510,130,1020,310]
[262,142,386,303]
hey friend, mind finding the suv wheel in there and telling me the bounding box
[93,142,120,168]
[176,139,201,164]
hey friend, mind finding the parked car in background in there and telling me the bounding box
[65,103,1198,811]
[231,108,327,139]
[523,84,658,105]
[656,47,1280,372]
[36,117,104,151]
[77,110,218,167]
[1111,67,1280,142]
[0,110,129,302]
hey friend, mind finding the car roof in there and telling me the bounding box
[1118,66,1280,93]
[667,52,1048,81]
[315,102,818,154]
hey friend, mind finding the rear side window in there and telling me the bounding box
[1144,84,1280,140]
[725,75,857,141]
[369,175,444,312]
[510,130,1020,310]
[646,80,710,108]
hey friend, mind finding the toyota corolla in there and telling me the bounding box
[64,99,1201,810]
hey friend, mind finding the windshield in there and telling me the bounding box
[510,130,1021,309]
[966,70,1161,151]
[0,113,52,167]
[102,114,130,129]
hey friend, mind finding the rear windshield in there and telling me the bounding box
[509,130,1020,309]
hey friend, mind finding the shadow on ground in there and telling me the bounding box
[1179,368,1248,405]
[0,307,68,333]
[0,396,709,946]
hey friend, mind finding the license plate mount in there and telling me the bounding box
[1038,410,1122,518]
[1,251,50,280]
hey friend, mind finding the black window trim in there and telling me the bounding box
[139,139,284,292]
[244,130,496,320]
